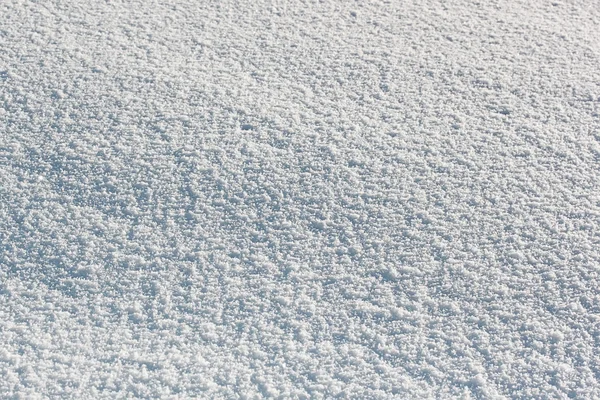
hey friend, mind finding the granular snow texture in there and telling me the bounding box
[2,0,600,398]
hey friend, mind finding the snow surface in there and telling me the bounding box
[1,0,600,398]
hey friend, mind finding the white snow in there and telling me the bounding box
[1,0,600,398]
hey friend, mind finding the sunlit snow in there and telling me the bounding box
[1,0,600,398]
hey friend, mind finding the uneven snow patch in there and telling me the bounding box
[1,0,600,398]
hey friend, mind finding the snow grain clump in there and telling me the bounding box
[1,0,600,398]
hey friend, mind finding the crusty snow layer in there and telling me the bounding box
[2,0,600,398]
